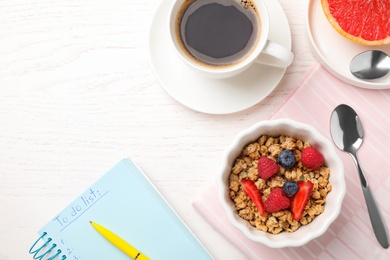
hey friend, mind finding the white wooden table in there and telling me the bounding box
[0,0,316,259]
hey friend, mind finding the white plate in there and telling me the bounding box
[148,0,292,114]
[306,0,390,89]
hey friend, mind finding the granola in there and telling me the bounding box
[228,134,331,234]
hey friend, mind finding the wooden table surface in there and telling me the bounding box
[0,0,317,259]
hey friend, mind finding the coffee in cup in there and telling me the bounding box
[169,0,294,78]
[175,0,260,68]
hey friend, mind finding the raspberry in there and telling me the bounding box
[258,157,279,180]
[264,188,290,213]
[301,147,324,169]
[278,150,296,168]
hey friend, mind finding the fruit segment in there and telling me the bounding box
[241,179,265,216]
[321,0,390,46]
[291,181,314,221]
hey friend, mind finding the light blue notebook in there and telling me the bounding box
[29,158,212,260]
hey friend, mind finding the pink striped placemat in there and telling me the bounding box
[193,64,390,259]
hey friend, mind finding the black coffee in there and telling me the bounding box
[175,0,260,67]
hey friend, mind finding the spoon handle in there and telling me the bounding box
[352,154,389,248]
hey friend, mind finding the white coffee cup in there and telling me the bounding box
[169,0,294,79]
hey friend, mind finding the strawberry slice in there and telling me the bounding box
[291,181,314,221]
[241,178,265,216]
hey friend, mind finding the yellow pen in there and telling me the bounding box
[90,221,150,260]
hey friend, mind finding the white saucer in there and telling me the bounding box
[148,0,292,114]
[306,0,390,89]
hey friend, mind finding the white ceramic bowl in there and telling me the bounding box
[217,119,346,248]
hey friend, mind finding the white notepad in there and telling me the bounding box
[29,158,212,259]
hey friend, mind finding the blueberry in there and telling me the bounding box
[283,180,299,196]
[278,150,296,168]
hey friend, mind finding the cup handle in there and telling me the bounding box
[255,40,294,68]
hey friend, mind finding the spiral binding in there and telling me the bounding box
[29,232,67,260]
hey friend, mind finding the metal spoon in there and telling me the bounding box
[330,104,389,248]
[350,50,390,80]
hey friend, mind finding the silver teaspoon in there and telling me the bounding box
[330,104,389,248]
[350,50,390,80]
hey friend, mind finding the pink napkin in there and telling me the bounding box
[193,64,390,259]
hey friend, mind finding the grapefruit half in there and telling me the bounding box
[321,0,390,46]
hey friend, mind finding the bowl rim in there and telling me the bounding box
[217,118,346,248]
